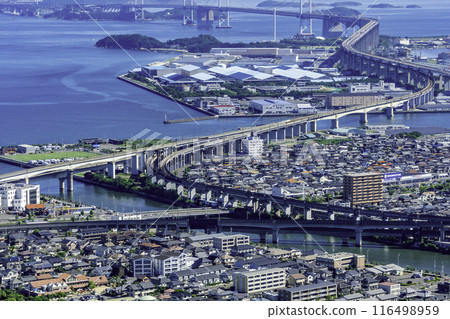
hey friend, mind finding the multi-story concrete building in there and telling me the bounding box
[209,105,236,115]
[234,268,286,294]
[326,92,384,108]
[315,252,365,270]
[213,234,250,251]
[131,256,153,277]
[250,99,297,114]
[0,183,40,211]
[152,251,187,276]
[379,282,401,295]
[278,281,337,301]
[242,135,264,157]
[343,172,383,207]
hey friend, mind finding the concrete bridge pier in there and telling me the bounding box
[20,177,29,184]
[293,124,300,137]
[331,118,339,129]
[197,7,214,28]
[355,229,362,247]
[272,229,279,244]
[59,177,66,191]
[440,228,446,242]
[216,143,224,158]
[177,185,184,196]
[235,139,243,153]
[269,130,277,143]
[300,123,308,134]
[131,155,140,175]
[305,208,313,220]
[277,128,286,141]
[328,208,335,221]
[309,120,317,133]
[285,126,293,139]
[265,202,272,214]
[259,232,267,243]
[403,101,410,111]
[108,162,116,179]
[284,205,292,216]
[386,106,394,119]
[359,112,368,125]
[66,170,73,192]
[188,187,196,201]
[260,132,269,144]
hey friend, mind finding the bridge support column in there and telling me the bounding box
[284,205,291,216]
[108,162,116,179]
[59,178,66,191]
[66,170,73,192]
[440,228,446,242]
[328,207,335,221]
[188,187,196,201]
[177,185,184,196]
[265,202,272,214]
[305,208,313,220]
[277,128,286,141]
[269,130,277,143]
[216,144,224,158]
[386,106,394,119]
[272,229,279,244]
[131,155,139,175]
[235,139,243,153]
[300,123,307,134]
[205,190,212,202]
[286,126,293,139]
[359,112,368,125]
[259,232,267,243]
[331,118,339,129]
[355,229,362,247]
[309,120,317,133]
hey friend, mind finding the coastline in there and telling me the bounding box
[117,75,215,117]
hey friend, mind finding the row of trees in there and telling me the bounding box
[84,173,179,201]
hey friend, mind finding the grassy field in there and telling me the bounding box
[11,151,100,163]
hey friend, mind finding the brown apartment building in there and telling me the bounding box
[343,172,383,207]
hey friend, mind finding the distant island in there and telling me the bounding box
[371,3,403,9]
[406,5,422,9]
[327,7,360,16]
[257,1,362,7]
[330,2,362,7]
[95,34,341,53]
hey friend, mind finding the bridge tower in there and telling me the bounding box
[298,0,314,37]
[183,0,195,26]
[134,0,145,21]
[217,0,231,29]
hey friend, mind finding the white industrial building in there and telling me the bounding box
[0,183,40,211]
[17,144,37,154]
[250,98,297,114]
[242,135,264,157]
[209,105,236,115]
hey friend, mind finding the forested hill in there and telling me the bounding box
[95,34,341,53]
